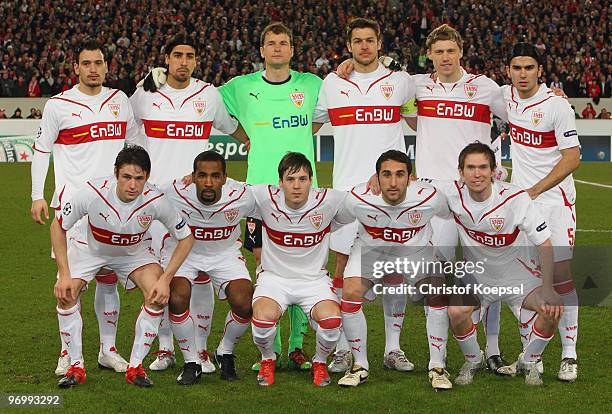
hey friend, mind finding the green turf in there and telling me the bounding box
[1,161,611,413]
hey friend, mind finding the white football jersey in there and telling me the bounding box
[251,184,346,279]
[56,176,190,257]
[441,180,551,265]
[33,85,139,207]
[502,84,580,206]
[411,70,507,180]
[337,182,449,248]
[313,64,416,190]
[161,178,256,258]
[130,79,238,185]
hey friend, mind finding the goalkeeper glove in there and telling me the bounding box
[136,67,167,92]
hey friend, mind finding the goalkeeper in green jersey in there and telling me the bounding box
[219,22,322,372]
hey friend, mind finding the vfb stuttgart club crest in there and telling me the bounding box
[193,99,206,115]
[224,208,239,223]
[408,211,422,226]
[531,109,544,126]
[137,214,153,229]
[489,217,505,232]
[108,103,120,118]
[247,221,256,234]
[290,91,304,108]
[380,83,394,100]
[309,213,323,230]
[464,84,478,99]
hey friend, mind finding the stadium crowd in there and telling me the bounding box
[0,0,609,98]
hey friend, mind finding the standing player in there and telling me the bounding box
[502,43,581,381]
[313,17,418,374]
[31,39,139,376]
[337,23,513,382]
[160,151,256,384]
[442,143,563,386]
[334,150,452,387]
[219,23,323,371]
[250,152,345,387]
[130,34,249,373]
[52,146,194,387]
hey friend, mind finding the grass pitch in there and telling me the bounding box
[1,161,611,413]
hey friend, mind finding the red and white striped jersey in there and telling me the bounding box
[337,182,449,248]
[251,184,347,279]
[411,70,506,180]
[160,178,256,258]
[32,85,139,207]
[441,180,551,265]
[130,79,238,185]
[56,176,190,257]
[313,64,416,190]
[502,84,579,206]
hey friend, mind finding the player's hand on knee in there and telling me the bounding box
[537,288,564,320]
[31,199,49,225]
[149,279,170,306]
[367,173,381,195]
[137,67,167,92]
[336,59,354,79]
[54,276,75,303]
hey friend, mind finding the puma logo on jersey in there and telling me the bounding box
[228,189,237,197]
[340,90,350,98]
[249,92,260,100]
[143,188,153,196]
[271,212,282,222]
[152,102,163,110]
[367,214,378,221]
[499,187,509,196]
[425,85,435,93]
[181,209,194,219]
[71,111,82,119]
[99,180,110,190]
[99,212,110,222]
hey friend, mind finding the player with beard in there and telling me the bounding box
[31,38,139,377]
[131,34,249,373]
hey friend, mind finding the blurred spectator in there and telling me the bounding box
[582,103,597,119]
[0,108,6,119]
[35,109,42,119]
[26,107,37,119]
[598,108,610,120]
[14,74,28,96]
[10,107,22,119]
[0,0,607,96]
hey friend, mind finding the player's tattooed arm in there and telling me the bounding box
[526,147,580,199]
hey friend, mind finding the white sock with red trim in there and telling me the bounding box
[555,280,578,359]
[94,273,120,353]
[157,308,174,353]
[314,316,342,363]
[191,275,215,356]
[57,304,84,367]
[427,306,449,369]
[454,324,481,363]
[341,299,369,370]
[519,316,535,349]
[129,305,163,368]
[484,301,501,358]
[170,310,198,363]
[251,318,277,360]
[333,279,350,352]
[523,324,554,363]
[382,285,407,355]
[216,310,251,355]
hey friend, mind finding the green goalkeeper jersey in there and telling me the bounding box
[219,70,321,185]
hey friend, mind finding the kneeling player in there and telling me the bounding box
[52,146,193,387]
[160,151,255,384]
[250,153,346,387]
[334,150,453,389]
[443,143,562,386]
